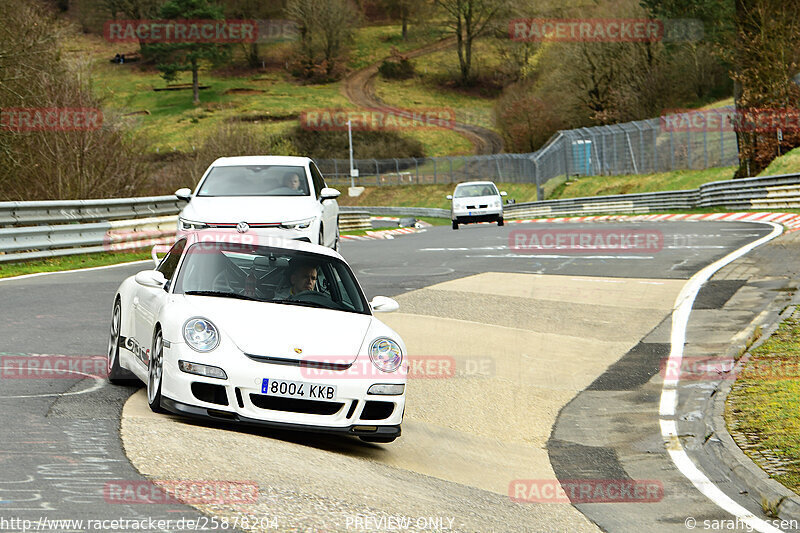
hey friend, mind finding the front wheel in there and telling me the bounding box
[107,299,135,384]
[452,220,459,230]
[333,222,340,252]
[147,330,165,413]
[497,217,504,227]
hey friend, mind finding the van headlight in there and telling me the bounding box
[183,318,219,352]
[369,338,403,373]
[280,218,314,230]
[179,218,209,231]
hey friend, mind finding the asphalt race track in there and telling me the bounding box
[2,220,800,532]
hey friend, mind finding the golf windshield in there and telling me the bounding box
[197,165,310,197]
[454,183,499,198]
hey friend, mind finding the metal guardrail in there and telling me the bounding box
[0,216,177,263]
[0,196,184,227]
[338,212,371,231]
[2,172,799,263]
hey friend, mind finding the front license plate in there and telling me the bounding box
[261,379,337,400]
[468,211,474,216]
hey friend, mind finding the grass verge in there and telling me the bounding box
[726,308,800,495]
[0,250,152,279]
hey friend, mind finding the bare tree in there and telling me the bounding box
[434,0,511,84]
[286,0,358,80]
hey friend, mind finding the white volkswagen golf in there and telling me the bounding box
[175,156,341,249]
[106,233,407,443]
[447,181,507,229]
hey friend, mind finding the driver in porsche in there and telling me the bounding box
[274,261,318,299]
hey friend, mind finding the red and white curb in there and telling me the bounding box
[341,212,800,241]
[507,212,800,231]
[340,227,422,241]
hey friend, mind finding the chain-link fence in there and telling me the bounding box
[317,107,740,200]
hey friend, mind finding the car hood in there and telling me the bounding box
[183,295,372,364]
[453,195,499,205]
[182,196,316,224]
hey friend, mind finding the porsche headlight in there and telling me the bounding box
[369,338,403,373]
[183,318,219,352]
[179,218,209,231]
[280,218,314,230]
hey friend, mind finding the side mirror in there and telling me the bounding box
[500,191,508,196]
[320,187,341,200]
[135,270,167,288]
[175,188,192,201]
[370,296,399,313]
[446,194,453,200]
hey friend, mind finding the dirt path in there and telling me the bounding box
[341,38,504,155]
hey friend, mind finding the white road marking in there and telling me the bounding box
[0,260,150,283]
[660,220,784,533]
[0,366,105,399]
[465,254,654,260]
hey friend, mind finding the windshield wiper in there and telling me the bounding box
[185,290,260,302]
[271,299,330,310]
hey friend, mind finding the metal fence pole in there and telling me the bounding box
[415,158,419,184]
[374,159,380,185]
[687,130,692,169]
[652,124,658,172]
[703,127,708,169]
[670,130,674,171]
[433,158,437,184]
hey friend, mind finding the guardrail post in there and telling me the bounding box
[394,158,400,183]
[333,159,338,179]
[415,158,419,184]
[375,159,380,186]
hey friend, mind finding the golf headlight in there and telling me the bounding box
[369,338,403,373]
[179,218,209,231]
[183,318,219,352]
[280,218,313,230]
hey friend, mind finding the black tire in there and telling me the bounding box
[497,217,504,226]
[147,329,166,413]
[359,436,397,444]
[333,221,340,252]
[107,299,135,384]
[452,220,459,230]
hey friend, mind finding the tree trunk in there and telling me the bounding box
[247,43,260,69]
[192,57,199,105]
[401,2,408,40]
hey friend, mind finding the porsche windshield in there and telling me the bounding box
[197,165,310,197]
[454,183,498,198]
[173,242,369,314]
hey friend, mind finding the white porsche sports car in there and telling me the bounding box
[107,233,406,443]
